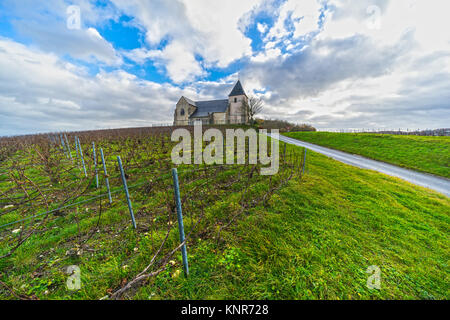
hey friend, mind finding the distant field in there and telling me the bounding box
[283,132,450,178]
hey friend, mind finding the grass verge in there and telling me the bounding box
[283,132,450,178]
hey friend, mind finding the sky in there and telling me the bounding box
[0,0,449,136]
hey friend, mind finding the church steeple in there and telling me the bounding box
[229,80,247,97]
[228,80,249,124]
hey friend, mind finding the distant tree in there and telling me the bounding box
[244,96,264,124]
[255,118,316,132]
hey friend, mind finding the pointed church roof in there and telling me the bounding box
[182,96,196,106]
[228,80,247,97]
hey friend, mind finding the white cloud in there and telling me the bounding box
[251,48,282,63]
[5,0,122,65]
[110,0,260,83]
[161,41,206,83]
[15,23,122,65]
[257,23,268,34]
[122,48,162,65]
[241,0,450,129]
[1,0,450,133]
[266,0,322,41]
[320,0,450,51]
[0,38,192,135]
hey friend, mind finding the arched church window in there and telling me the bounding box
[180,109,185,116]
[234,97,237,103]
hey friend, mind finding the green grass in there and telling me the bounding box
[283,132,450,178]
[0,135,449,300]
[137,143,449,300]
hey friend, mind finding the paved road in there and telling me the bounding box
[269,134,450,197]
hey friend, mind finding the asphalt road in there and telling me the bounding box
[269,134,450,197]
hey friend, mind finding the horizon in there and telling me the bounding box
[1,0,449,135]
[2,124,449,139]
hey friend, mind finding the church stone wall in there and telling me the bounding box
[174,98,196,126]
[228,95,248,124]
[213,112,227,124]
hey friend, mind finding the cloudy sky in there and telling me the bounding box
[0,0,449,136]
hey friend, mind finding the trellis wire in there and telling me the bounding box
[0,175,143,231]
[0,166,226,231]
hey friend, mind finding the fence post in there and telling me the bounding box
[302,148,307,175]
[117,156,136,229]
[171,168,189,277]
[100,148,112,204]
[92,142,98,188]
[64,134,73,162]
[77,137,87,177]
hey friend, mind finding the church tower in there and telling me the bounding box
[228,80,249,124]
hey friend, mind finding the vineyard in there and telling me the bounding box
[0,126,301,299]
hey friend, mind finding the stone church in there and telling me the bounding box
[173,80,249,126]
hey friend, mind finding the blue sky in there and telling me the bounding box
[0,0,449,136]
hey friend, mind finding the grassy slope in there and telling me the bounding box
[139,143,449,300]
[283,132,450,178]
[1,140,449,300]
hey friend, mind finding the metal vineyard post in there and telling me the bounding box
[92,142,98,188]
[171,168,189,277]
[100,148,112,204]
[65,134,73,162]
[302,148,307,175]
[117,156,136,229]
[77,137,87,177]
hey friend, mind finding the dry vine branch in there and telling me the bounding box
[110,203,206,299]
